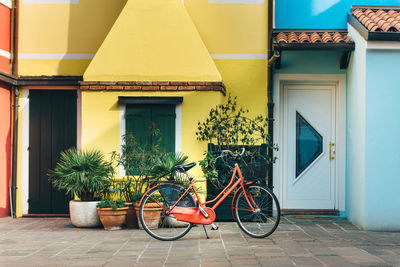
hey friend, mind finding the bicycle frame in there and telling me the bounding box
[140,163,258,224]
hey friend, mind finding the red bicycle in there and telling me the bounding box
[138,149,281,241]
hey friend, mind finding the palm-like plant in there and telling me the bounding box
[48,148,114,201]
[151,152,188,181]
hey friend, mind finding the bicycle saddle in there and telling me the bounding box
[175,162,196,172]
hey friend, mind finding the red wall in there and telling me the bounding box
[0,84,10,217]
[0,4,11,74]
[0,2,12,217]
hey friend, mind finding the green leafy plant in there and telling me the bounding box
[111,129,163,202]
[151,152,189,181]
[196,94,271,146]
[196,95,278,189]
[48,148,114,201]
[96,198,125,210]
[112,128,187,203]
[199,151,219,186]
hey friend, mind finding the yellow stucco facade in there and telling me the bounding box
[16,0,269,216]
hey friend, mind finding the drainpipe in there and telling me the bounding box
[267,0,279,190]
[11,0,19,76]
[10,0,19,217]
[11,87,19,217]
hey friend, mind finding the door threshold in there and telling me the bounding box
[281,209,339,216]
[23,214,69,217]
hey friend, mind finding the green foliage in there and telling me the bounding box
[130,192,145,203]
[199,151,219,185]
[151,152,188,181]
[112,128,191,203]
[196,94,270,146]
[196,95,278,189]
[111,129,162,202]
[96,198,125,210]
[48,148,114,201]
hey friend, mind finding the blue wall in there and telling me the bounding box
[275,51,346,74]
[363,50,400,230]
[346,24,400,230]
[346,25,367,228]
[276,0,400,29]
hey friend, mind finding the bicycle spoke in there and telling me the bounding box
[235,185,280,238]
[139,184,194,241]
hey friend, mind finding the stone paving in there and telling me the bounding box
[0,217,399,266]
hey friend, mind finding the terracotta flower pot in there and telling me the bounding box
[134,203,163,230]
[124,202,138,229]
[97,207,129,230]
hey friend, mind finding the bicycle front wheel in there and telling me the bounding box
[234,185,280,238]
[139,183,195,241]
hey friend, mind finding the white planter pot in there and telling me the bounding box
[69,200,100,227]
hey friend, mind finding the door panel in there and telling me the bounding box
[283,85,336,210]
[29,90,76,214]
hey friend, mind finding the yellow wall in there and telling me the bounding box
[18,0,128,76]
[185,0,267,54]
[80,58,267,178]
[215,60,267,116]
[15,1,269,216]
[84,0,221,82]
[18,0,268,76]
[18,60,90,76]
[81,91,225,178]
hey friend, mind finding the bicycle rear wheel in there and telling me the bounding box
[234,185,280,238]
[139,183,195,241]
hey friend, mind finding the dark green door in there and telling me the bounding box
[29,90,77,214]
[126,104,175,152]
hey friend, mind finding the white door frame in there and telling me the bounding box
[273,74,346,214]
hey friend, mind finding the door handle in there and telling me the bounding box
[329,142,335,160]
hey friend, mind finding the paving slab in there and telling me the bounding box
[0,217,399,266]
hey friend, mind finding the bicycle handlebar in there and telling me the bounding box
[219,148,245,159]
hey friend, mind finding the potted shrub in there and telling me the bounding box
[114,178,139,228]
[48,148,113,227]
[112,130,164,229]
[196,95,278,220]
[113,130,192,229]
[96,198,128,230]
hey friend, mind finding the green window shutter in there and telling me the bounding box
[126,105,151,148]
[151,105,175,153]
[125,104,175,152]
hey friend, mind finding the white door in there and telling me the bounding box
[282,84,336,210]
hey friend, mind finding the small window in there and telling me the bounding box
[126,104,175,152]
[296,111,323,177]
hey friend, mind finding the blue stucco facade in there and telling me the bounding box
[275,51,346,74]
[346,25,367,228]
[364,50,400,230]
[274,0,400,230]
[276,0,400,29]
[347,28,400,229]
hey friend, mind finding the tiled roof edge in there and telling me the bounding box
[348,6,400,40]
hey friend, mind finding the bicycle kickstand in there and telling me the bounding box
[202,224,210,239]
[211,223,219,230]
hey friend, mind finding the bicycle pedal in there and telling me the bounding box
[210,223,219,230]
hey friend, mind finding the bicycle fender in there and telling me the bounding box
[171,207,216,225]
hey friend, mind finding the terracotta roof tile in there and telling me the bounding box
[352,8,400,32]
[274,31,352,44]
[288,32,298,43]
